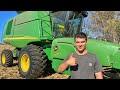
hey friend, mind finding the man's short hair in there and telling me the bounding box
[74,32,87,41]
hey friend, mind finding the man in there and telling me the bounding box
[58,32,103,79]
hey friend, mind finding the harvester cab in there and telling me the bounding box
[50,11,88,38]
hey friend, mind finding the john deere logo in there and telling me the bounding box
[53,46,58,51]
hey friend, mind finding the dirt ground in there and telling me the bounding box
[0,64,70,79]
[0,44,69,79]
[0,60,70,79]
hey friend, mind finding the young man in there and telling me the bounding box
[58,32,103,79]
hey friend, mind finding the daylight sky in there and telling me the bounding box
[0,11,18,43]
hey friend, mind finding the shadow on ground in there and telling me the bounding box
[42,60,56,77]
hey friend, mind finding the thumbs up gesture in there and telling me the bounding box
[66,54,77,66]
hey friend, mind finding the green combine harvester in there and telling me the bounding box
[1,11,120,79]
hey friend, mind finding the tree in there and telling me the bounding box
[87,11,118,43]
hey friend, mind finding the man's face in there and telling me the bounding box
[75,38,87,52]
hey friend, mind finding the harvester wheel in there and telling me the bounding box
[18,44,47,79]
[1,49,13,67]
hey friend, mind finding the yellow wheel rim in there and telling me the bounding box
[21,54,30,72]
[1,54,6,64]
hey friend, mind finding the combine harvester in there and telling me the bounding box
[1,11,120,79]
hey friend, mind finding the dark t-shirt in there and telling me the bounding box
[63,52,103,79]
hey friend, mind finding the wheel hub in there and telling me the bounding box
[21,54,30,72]
[1,54,6,64]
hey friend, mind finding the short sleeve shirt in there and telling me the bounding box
[62,52,103,79]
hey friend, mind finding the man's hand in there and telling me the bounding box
[58,54,77,73]
[66,54,77,66]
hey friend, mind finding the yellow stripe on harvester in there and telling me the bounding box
[4,36,38,40]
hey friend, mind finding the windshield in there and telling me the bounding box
[51,11,84,38]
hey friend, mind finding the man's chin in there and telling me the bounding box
[78,49,84,53]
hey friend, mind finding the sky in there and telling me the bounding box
[0,11,18,43]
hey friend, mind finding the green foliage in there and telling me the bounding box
[87,11,120,43]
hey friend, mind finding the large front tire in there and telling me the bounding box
[1,49,13,67]
[18,44,47,79]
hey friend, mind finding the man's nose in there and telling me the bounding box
[79,45,82,47]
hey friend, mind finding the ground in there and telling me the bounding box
[0,64,69,79]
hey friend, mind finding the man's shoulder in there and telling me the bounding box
[87,52,97,58]
[87,52,100,62]
[87,52,95,55]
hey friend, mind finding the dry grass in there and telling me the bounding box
[0,44,69,79]
[0,44,15,55]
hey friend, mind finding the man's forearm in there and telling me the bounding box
[95,72,103,79]
[58,61,69,73]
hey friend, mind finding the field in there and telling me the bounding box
[0,44,69,79]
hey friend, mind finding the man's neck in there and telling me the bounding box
[76,50,88,55]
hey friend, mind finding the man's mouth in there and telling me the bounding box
[79,46,82,48]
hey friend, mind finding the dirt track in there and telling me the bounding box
[0,44,69,79]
